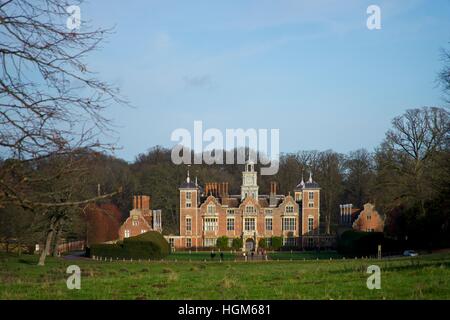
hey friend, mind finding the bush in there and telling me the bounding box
[216,236,229,250]
[90,231,170,260]
[258,238,267,249]
[337,230,384,257]
[231,238,243,250]
[271,236,283,250]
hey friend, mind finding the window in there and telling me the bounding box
[169,238,174,247]
[265,209,273,215]
[207,204,216,215]
[227,218,235,231]
[185,238,192,247]
[265,218,273,231]
[204,218,218,231]
[285,205,294,213]
[295,193,302,201]
[204,238,216,247]
[185,192,192,208]
[124,229,130,238]
[227,209,234,215]
[245,205,256,214]
[186,192,192,200]
[308,202,314,208]
[266,238,272,247]
[309,192,314,200]
[308,217,314,232]
[141,229,146,234]
[132,220,139,226]
[244,218,256,231]
[283,217,296,231]
[367,214,372,221]
[307,237,314,248]
[186,217,192,232]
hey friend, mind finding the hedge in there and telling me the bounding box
[90,231,170,260]
[337,230,384,257]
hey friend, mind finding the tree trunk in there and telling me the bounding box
[52,222,63,257]
[38,228,54,266]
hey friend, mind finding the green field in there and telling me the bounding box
[0,252,449,299]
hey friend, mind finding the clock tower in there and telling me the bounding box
[241,161,259,200]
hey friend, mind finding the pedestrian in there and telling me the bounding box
[220,252,224,261]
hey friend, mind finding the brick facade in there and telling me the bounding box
[118,195,162,240]
[352,203,384,232]
[174,162,321,251]
[339,202,384,233]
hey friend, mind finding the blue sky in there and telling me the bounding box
[82,0,450,161]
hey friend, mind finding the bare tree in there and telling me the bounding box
[377,107,449,215]
[0,0,126,265]
[439,46,450,105]
[0,0,125,209]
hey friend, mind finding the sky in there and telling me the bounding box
[80,0,450,161]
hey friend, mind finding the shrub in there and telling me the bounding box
[216,236,229,250]
[90,231,170,260]
[231,238,243,250]
[258,238,267,249]
[271,236,283,250]
[337,230,383,257]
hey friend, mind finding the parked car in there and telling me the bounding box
[403,250,418,257]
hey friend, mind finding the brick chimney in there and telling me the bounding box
[269,181,277,207]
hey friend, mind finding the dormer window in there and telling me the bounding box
[285,205,294,213]
[245,205,256,214]
[207,204,216,214]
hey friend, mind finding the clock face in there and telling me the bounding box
[246,176,253,185]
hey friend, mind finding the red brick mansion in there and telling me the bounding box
[169,161,324,251]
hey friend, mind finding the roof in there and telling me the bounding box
[179,181,197,189]
[303,181,320,189]
[258,198,269,208]
[220,197,240,208]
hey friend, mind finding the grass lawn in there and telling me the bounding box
[0,252,449,299]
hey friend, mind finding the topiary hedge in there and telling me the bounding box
[271,236,283,250]
[90,231,170,260]
[231,238,243,250]
[216,236,229,250]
